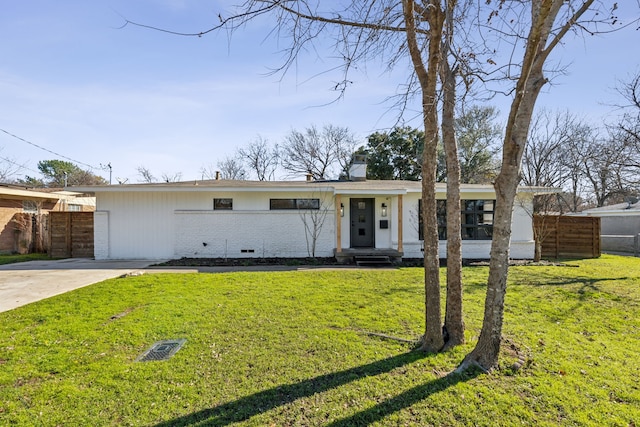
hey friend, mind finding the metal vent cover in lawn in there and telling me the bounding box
[136,339,186,362]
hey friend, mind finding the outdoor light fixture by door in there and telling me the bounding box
[340,203,344,217]
[381,203,387,217]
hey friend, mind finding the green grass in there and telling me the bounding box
[0,253,50,265]
[0,255,638,426]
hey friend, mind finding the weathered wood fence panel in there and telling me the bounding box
[49,212,94,258]
[534,215,600,259]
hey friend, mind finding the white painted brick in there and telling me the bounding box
[93,211,109,260]
[175,210,335,258]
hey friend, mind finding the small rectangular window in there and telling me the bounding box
[68,204,82,212]
[270,199,320,210]
[214,198,233,210]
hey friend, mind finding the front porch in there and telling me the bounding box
[333,248,404,265]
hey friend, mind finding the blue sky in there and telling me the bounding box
[1,1,639,183]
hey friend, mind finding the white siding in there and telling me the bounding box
[96,192,182,259]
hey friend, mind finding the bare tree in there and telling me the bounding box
[0,149,26,183]
[237,136,278,181]
[458,0,626,373]
[160,172,183,183]
[615,71,640,146]
[136,166,156,183]
[403,0,447,353]
[440,0,464,349]
[281,125,356,180]
[297,193,331,257]
[215,155,247,180]
[582,131,638,207]
[522,109,594,212]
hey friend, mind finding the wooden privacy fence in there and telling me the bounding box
[49,212,94,258]
[534,215,601,259]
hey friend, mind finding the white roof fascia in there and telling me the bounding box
[71,182,556,197]
[582,210,640,217]
[516,186,561,195]
[0,188,61,200]
[333,189,408,196]
[71,184,336,193]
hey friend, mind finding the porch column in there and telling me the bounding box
[335,194,342,253]
[397,195,403,253]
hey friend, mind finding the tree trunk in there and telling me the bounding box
[440,11,464,349]
[458,0,594,372]
[403,0,445,353]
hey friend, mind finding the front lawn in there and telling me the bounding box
[0,255,638,426]
[0,253,50,265]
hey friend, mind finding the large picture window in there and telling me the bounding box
[418,199,494,241]
[270,198,320,210]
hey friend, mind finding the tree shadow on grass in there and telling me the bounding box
[325,368,481,426]
[152,350,479,426]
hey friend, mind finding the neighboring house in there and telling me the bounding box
[72,169,552,261]
[0,184,95,254]
[577,200,640,255]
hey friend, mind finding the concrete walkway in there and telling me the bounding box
[0,258,158,313]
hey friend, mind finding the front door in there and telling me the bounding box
[350,198,375,248]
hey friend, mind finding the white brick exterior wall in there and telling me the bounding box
[175,210,336,258]
[93,211,109,260]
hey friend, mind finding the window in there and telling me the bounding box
[461,200,494,240]
[270,198,320,210]
[23,200,38,213]
[68,204,82,212]
[418,199,494,241]
[214,198,233,210]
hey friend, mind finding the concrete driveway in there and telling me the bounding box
[0,258,158,313]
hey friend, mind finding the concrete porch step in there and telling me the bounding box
[354,255,394,267]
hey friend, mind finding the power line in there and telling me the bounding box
[0,128,98,170]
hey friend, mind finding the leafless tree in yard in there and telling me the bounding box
[206,154,246,180]
[439,0,464,349]
[522,109,593,212]
[581,131,639,207]
[281,125,356,181]
[297,193,331,258]
[237,135,278,181]
[615,71,640,146]
[0,149,26,183]
[136,166,156,183]
[161,172,183,183]
[457,1,631,373]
